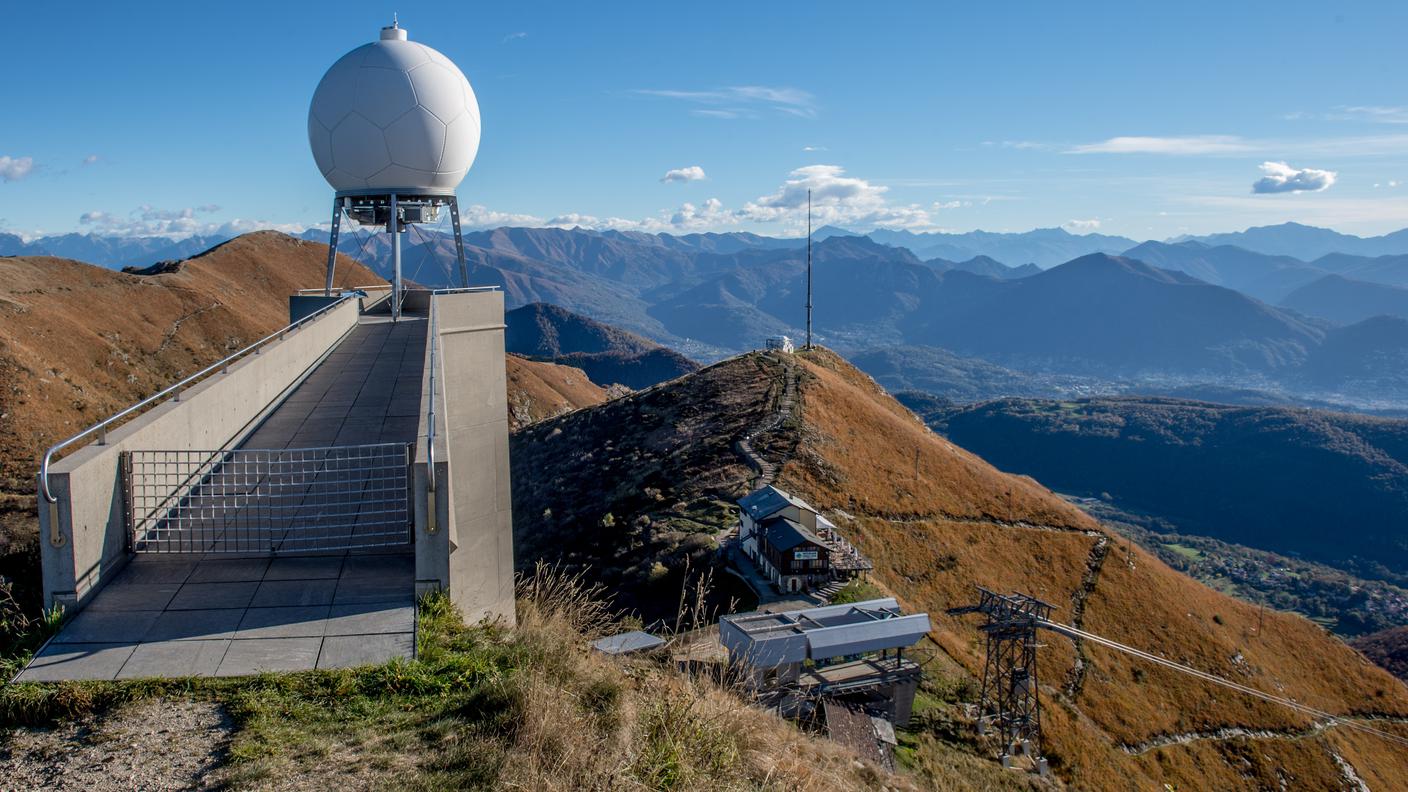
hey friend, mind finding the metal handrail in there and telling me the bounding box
[296,285,391,294]
[39,293,358,503]
[426,293,441,493]
[423,285,500,495]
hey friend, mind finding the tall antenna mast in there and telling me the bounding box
[806,189,813,350]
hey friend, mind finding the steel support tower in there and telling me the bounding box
[949,588,1056,765]
[323,193,470,319]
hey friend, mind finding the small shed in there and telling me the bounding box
[765,335,795,353]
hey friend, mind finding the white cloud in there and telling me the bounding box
[739,164,935,231]
[502,31,527,43]
[661,165,707,183]
[546,212,672,233]
[802,145,827,152]
[1068,135,1253,155]
[77,204,300,238]
[982,140,1053,151]
[634,85,817,119]
[670,198,733,230]
[1059,132,1408,158]
[1251,161,1337,194]
[1334,105,1408,124]
[470,165,936,235]
[1063,218,1102,232]
[0,156,35,182]
[458,204,546,229]
[82,154,100,166]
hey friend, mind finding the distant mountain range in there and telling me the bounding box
[13,219,1408,276]
[1172,221,1408,260]
[0,231,230,269]
[1281,275,1408,326]
[1117,239,1408,305]
[505,302,698,389]
[853,226,1139,267]
[16,222,1408,409]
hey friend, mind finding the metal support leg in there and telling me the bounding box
[450,196,469,288]
[390,192,401,322]
[325,198,342,297]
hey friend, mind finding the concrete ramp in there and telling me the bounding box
[127,317,425,555]
[30,290,514,681]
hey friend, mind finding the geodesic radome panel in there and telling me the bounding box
[308,29,480,195]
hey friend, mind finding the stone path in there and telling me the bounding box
[734,354,797,489]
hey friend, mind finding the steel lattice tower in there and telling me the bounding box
[950,588,1056,764]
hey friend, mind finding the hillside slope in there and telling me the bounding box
[1353,626,1408,682]
[506,302,698,389]
[1299,316,1408,399]
[0,232,384,552]
[505,355,608,430]
[923,397,1408,582]
[510,347,1408,790]
[1281,273,1408,325]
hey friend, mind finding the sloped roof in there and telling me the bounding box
[762,516,824,552]
[591,630,666,655]
[719,598,932,666]
[737,485,815,521]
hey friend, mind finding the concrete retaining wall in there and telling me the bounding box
[413,290,516,625]
[37,298,361,611]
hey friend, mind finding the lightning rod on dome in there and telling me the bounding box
[308,19,480,317]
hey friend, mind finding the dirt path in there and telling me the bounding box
[0,698,231,792]
[734,353,797,488]
[1064,534,1112,697]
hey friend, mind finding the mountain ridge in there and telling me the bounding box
[505,302,699,389]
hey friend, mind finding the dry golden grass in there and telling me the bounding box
[505,354,608,430]
[487,565,923,792]
[777,347,1408,791]
[0,233,383,549]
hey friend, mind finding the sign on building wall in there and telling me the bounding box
[794,549,819,560]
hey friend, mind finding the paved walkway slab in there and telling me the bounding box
[17,552,415,681]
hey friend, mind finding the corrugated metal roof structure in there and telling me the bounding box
[737,485,814,521]
[761,516,824,551]
[719,598,932,668]
[591,630,666,655]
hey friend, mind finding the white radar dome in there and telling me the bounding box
[308,22,480,195]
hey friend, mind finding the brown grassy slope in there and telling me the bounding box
[0,232,383,550]
[1352,625,1408,681]
[511,345,1408,789]
[506,354,608,430]
[778,348,1408,791]
[511,354,782,619]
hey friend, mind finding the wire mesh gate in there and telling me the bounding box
[124,444,411,554]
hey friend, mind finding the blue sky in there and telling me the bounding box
[3,0,1408,241]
